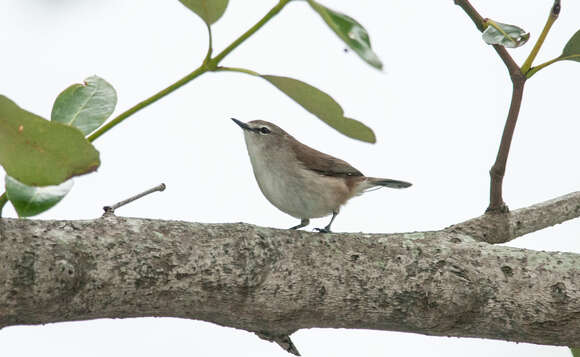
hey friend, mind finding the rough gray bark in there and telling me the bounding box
[1,192,580,351]
[447,191,580,243]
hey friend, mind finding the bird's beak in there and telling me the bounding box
[231,118,251,131]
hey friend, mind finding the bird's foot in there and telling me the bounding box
[289,218,310,230]
[314,227,332,233]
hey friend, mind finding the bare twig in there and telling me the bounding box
[103,183,166,215]
[487,79,525,212]
[255,332,301,356]
[454,0,526,212]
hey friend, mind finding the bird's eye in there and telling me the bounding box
[259,127,271,134]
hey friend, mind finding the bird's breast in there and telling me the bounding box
[245,141,351,219]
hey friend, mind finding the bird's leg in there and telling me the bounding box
[315,211,338,233]
[289,218,309,230]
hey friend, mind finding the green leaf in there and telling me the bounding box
[178,0,229,25]
[51,75,117,135]
[307,0,382,70]
[571,347,580,357]
[261,75,376,143]
[0,95,100,186]
[482,20,530,48]
[561,29,580,62]
[5,175,73,217]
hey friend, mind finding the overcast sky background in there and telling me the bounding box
[1,0,579,356]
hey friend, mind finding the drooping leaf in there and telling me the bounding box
[307,0,382,70]
[482,21,530,48]
[178,0,229,25]
[561,29,580,62]
[51,75,117,135]
[261,75,376,143]
[5,175,73,217]
[0,95,100,186]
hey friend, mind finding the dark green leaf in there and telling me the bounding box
[178,0,229,25]
[307,0,382,69]
[571,347,580,357]
[0,95,100,186]
[262,75,375,143]
[482,21,529,48]
[51,75,117,135]
[5,175,73,217]
[561,29,580,62]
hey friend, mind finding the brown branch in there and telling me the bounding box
[1,192,580,352]
[454,0,527,212]
[487,78,525,212]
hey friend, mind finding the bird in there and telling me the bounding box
[232,118,411,232]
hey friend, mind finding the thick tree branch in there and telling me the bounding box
[1,192,580,350]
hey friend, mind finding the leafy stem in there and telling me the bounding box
[87,66,207,142]
[454,0,526,212]
[521,0,560,74]
[211,0,291,65]
[88,0,292,142]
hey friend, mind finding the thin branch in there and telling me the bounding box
[87,0,293,143]
[102,183,166,216]
[487,79,525,212]
[87,67,207,142]
[521,0,561,74]
[491,44,522,79]
[454,0,526,212]
[211,0,291,65]
[453,0,486,32]
[527,56,562,78]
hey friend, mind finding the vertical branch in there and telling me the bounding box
[454,0,526,213]
[488,78,525,212]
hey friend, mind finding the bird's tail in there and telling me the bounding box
[366,177,412,189]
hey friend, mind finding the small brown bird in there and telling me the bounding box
[232,119,411,232]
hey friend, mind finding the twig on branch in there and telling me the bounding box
[256,332,301,356]
[103,183,166,216]
[454,0,527,212]
[487,78,525,212]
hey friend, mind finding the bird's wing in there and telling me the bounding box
[291,139,363,177]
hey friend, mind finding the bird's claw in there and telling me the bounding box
[314,227,332,233]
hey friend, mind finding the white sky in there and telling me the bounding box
[1,0,579,356]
